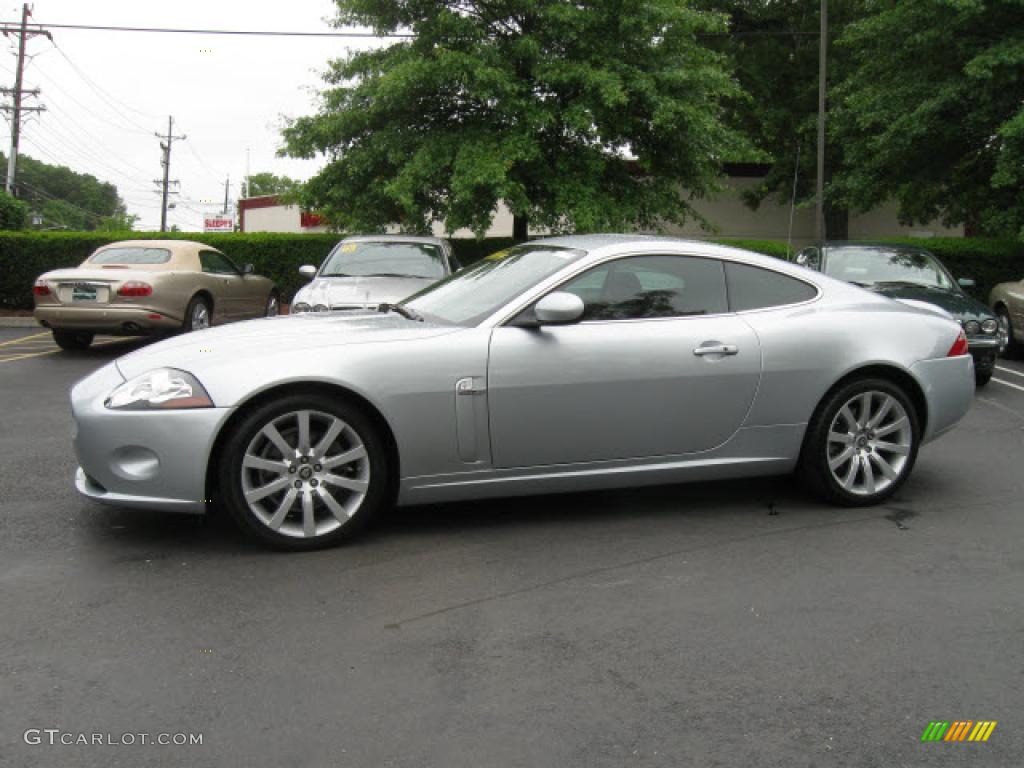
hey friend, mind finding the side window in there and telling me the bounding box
[199,250,238,275]
[557,255,728,321]
[726,262,817,312]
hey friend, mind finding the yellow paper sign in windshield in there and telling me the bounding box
[339,243,358,253]
[485,249,512,261]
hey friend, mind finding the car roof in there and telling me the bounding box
[530,234,807,274]
[94,240,216,252]
[818,241,933,253]
[341,234,449,246]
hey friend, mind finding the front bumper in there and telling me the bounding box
[71,362,229,514]
[36,304,182,333]
[967,335,1000,373]
[910,355,975,443]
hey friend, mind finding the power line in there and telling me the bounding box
[50,42,161,125]
[27,63,151,136]
[0,21,413,38]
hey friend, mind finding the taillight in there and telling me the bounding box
[32,281,51,296]
[117,281,153,297]
[947,329,969,357]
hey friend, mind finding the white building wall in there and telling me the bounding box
[244,177,963,245]
[244,204,328,233]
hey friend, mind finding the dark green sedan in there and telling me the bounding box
[796,243,1001,386]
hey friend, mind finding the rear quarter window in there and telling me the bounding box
[726,262,817,311]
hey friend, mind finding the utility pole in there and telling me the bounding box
[815,0,828,245]
[222,174,230,216]
[154,115,186,232]
[2,4,51,195]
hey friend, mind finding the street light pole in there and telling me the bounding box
[815,0,828,245]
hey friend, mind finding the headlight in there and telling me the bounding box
[292,302,311,313]
[105,368,213,410]
[313,304,329,313]
[963,320,981,335]
[981,318,998,334]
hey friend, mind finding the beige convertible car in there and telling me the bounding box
[33,240,278,350]
[990,276,1024,357]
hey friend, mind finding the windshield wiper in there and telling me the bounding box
[362,272,423,278]
[377,302,423,322]
[320,272,351,278]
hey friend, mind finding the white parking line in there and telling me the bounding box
[992,377,1024,393]
[995,365,1024,379]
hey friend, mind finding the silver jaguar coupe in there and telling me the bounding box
[71,235,975,550]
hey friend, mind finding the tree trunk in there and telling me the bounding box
[513,214,529,243]
[825,204,848,240]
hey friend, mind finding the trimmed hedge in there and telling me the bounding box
[2,231,1020,309]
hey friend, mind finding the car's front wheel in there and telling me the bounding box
[219,393,391,550]
[52,330,94,351]
[800,378,920,506]
[997,307,1019,358]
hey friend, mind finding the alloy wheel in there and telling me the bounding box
[826,390,913,497]
[191,302,210,330]
[240,409,370,539]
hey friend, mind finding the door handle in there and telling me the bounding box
[693,343,739,357]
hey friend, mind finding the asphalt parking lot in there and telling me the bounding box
[2,326,1023,768]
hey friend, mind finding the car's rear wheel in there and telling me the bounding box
[975,370,992,387]
[219,393,390,550]
[265,292,280,317]
[183,295,211,332]
[800,378,919,506]
[52,330,94,351]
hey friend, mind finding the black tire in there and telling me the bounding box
[996,306,1020,359]
[265,291,280,317]
[975,370,992,387]
[52,329,94,351]
[182,295,212,332]
[799,377,920,507]
[218,392,392,551]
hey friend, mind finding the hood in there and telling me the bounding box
[293,275,436,309]
[116,312,458,378]
[866,283,994,322]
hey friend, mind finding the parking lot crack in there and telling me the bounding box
[383,512,881,629]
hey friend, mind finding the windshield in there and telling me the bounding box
[824,247,954,289]
[405,244,587,325]
[89,247,171,265]
[320,241,446,279]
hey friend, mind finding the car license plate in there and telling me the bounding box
[72,286,97,302]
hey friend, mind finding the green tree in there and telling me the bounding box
[0,190,29,230]
[284,0,745,238]
[241,172,301,199]
[96,208,140,232]
[833,0,1024,239]
[1,152,128,231]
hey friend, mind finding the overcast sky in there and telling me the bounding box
[0,0,382,230]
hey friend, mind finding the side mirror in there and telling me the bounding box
[241,263,254,275]
[795,248,820,270]
[957,277,976,288]
[299,265,317,279]
[534,292,585,325]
